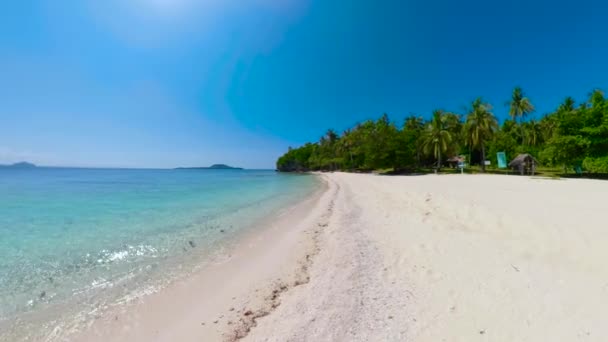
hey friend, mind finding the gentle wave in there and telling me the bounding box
[0,169,318,341]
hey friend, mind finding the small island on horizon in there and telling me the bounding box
[174,164,243,170]
[0,162,37,169]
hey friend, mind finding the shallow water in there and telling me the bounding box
[0,168,318,341]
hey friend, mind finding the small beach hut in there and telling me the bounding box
[446,156,465,169]
[508,153,539,175]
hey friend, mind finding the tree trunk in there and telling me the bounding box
[481,145,486,172]
[437,148,441,172]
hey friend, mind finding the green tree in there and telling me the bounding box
[522,120,542,147]
[465,98,498,172]
[403,116,425,167]
[277,87,608,177]
[508,87,535,122]
[507,87,535,152]
[422,110,453,171]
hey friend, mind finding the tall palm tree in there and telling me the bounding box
[422,110,453,171]
[508,87,535,123]
[323,129,339,170]
[465,98,498,172]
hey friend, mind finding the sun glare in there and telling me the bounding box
[140,0,194,14]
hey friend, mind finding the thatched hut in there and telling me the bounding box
[509,154,539,175]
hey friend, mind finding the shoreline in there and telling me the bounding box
[69,175,334,342]
[13,172,608,341]
[0,172,321,342]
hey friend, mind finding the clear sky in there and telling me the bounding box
[1,0,607,168]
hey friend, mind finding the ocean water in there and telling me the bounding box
[0,168,318,341]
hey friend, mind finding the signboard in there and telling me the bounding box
[458,161,465,174]
[497,152,507,169]
[484,160,491,166]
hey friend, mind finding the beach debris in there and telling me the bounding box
[230,307,235,311]
[201,322,205,326]
[479,330,486,335]
[39,291,46,299]
[388,315,394,319]
[220,229,225,233]
[213,320,218,324]
[243,310,253,316]
[188,240,196,248]
[511,264,520,272]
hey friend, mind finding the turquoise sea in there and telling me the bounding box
[0,168,318,341]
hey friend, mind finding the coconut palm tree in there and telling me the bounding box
[508,87,535,123]
[523,119,542,147]
[465,98,498,172]
[558,96,576,112]
[422,110,453,171]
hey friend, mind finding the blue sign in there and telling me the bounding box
[497,152,507,169]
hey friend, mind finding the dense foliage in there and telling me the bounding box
[277,88,608,174]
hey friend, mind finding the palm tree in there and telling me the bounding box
[404,116,425,167]
[422,110,453,171]
[558,96,576,112]
[508,87,535,123]
[338,128,355,167]
[465,98,498,172]
[325,129,338,144]
[523,120,542,147]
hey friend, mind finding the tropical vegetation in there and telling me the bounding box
[277,88,608,175]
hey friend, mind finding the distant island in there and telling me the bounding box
[175,164,243,170]
[0,162,37,169]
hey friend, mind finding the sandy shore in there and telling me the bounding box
[75,172,608,341]
[245,173,608,342]
[70,177,334,342]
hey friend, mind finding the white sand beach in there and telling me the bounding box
[77,173,608,341]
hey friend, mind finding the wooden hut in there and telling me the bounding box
[509,154,539,175]
[446,155,465,169]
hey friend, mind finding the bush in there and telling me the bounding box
[582,156,608,173]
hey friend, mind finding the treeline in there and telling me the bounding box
[277,88,608,174]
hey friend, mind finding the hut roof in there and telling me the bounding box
[447,155,465,163]
[508,153,539,167]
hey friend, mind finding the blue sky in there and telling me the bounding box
[1,0,607,168]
